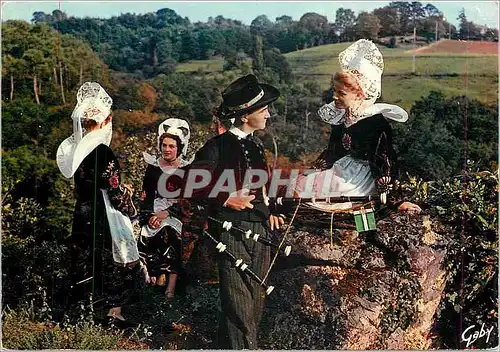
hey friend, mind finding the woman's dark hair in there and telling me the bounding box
[159,132,183,158]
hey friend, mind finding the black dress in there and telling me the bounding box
[315,113,402,203]
[138,163,198,280]
[69,144,138,313]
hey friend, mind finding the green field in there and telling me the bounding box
[285,42,498,108]
[177,42,498,109]
[176,58,224,73]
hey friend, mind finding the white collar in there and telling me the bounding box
[318,102,408,127]
[56,123,113,178]
[229,126,251,139]
[142,152,189,171]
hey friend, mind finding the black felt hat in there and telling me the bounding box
[217,74,280,119]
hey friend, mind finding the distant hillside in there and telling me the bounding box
[411,39,499,55]
[177,41,498,110]
[282,41,498,109]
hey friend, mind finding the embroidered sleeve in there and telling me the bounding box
[101,159,137,217]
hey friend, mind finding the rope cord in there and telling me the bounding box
[262,198,301,283]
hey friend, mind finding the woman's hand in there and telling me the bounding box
[148,210,169,229]
[398,201,422,214]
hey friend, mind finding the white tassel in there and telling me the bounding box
[284,246,292,256]
[253,233,260,242]
[381,192,387,204]
[240,264,248,271]
[266,286,275,295]
[235,259,243,267]
[216,243,226,252]
[245,230,252,239]
[222,221,233,231]
[277,197,283,205]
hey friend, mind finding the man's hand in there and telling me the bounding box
[269,215,285,230]
[224,188,255,211]
[148,210,169,229]
[225,194,256,210]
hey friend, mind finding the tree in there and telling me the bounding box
[51,10,68,22]
[395,91,498,179]
[457,9,482,40]
[373,6,400,37]
[458,8,468,39]
[423,3,440,17]
[275,15,293,26]
[334,8,356,41]
[31,11,48,24]
[420,13,446,41]
[2,21,108,106]
[224,50,252,74]
[408,1,426,26]
[299,12,328,46]
[355,12,381,40]
[253,35,264,72]
[484,27,499,42]
[250,14,273,36]
[263,48,292,83]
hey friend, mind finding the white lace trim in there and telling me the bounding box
[318,102,408,127]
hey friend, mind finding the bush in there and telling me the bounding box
[1,305,137,350]
[404,165,498,349]
[388,37,398,48]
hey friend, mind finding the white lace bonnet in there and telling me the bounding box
[142,118,191,166]
[317,39,408,125]
[71,82,113,143]
[157,118,191,157]
[56,82,114,178]
[338,39,384,104]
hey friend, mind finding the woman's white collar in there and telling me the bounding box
[318,102,408,127]
[56,124,113,178]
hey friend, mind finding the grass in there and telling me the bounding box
[284,42,498,107]
[381,75,499,110]
[177,58,224,73]
[175,41,498,108]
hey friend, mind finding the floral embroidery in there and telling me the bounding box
[103,161,120,189]
[109,175,119,188]
[342,133,352,151]
[102,160,137,217]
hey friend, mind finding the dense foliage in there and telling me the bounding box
[29,3,497,77]
[1,4,498,349]
[395,91,498,180]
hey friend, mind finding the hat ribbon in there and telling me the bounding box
[226,89,264,111]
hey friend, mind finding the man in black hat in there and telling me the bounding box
[186,74,285,349]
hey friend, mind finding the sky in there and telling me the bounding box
[1,0,499,29]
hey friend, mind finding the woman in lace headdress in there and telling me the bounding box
[138,118,197,300]
[296,40,420,213]
[57,82,139,325]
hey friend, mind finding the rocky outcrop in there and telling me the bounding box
[259,213,449,350]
